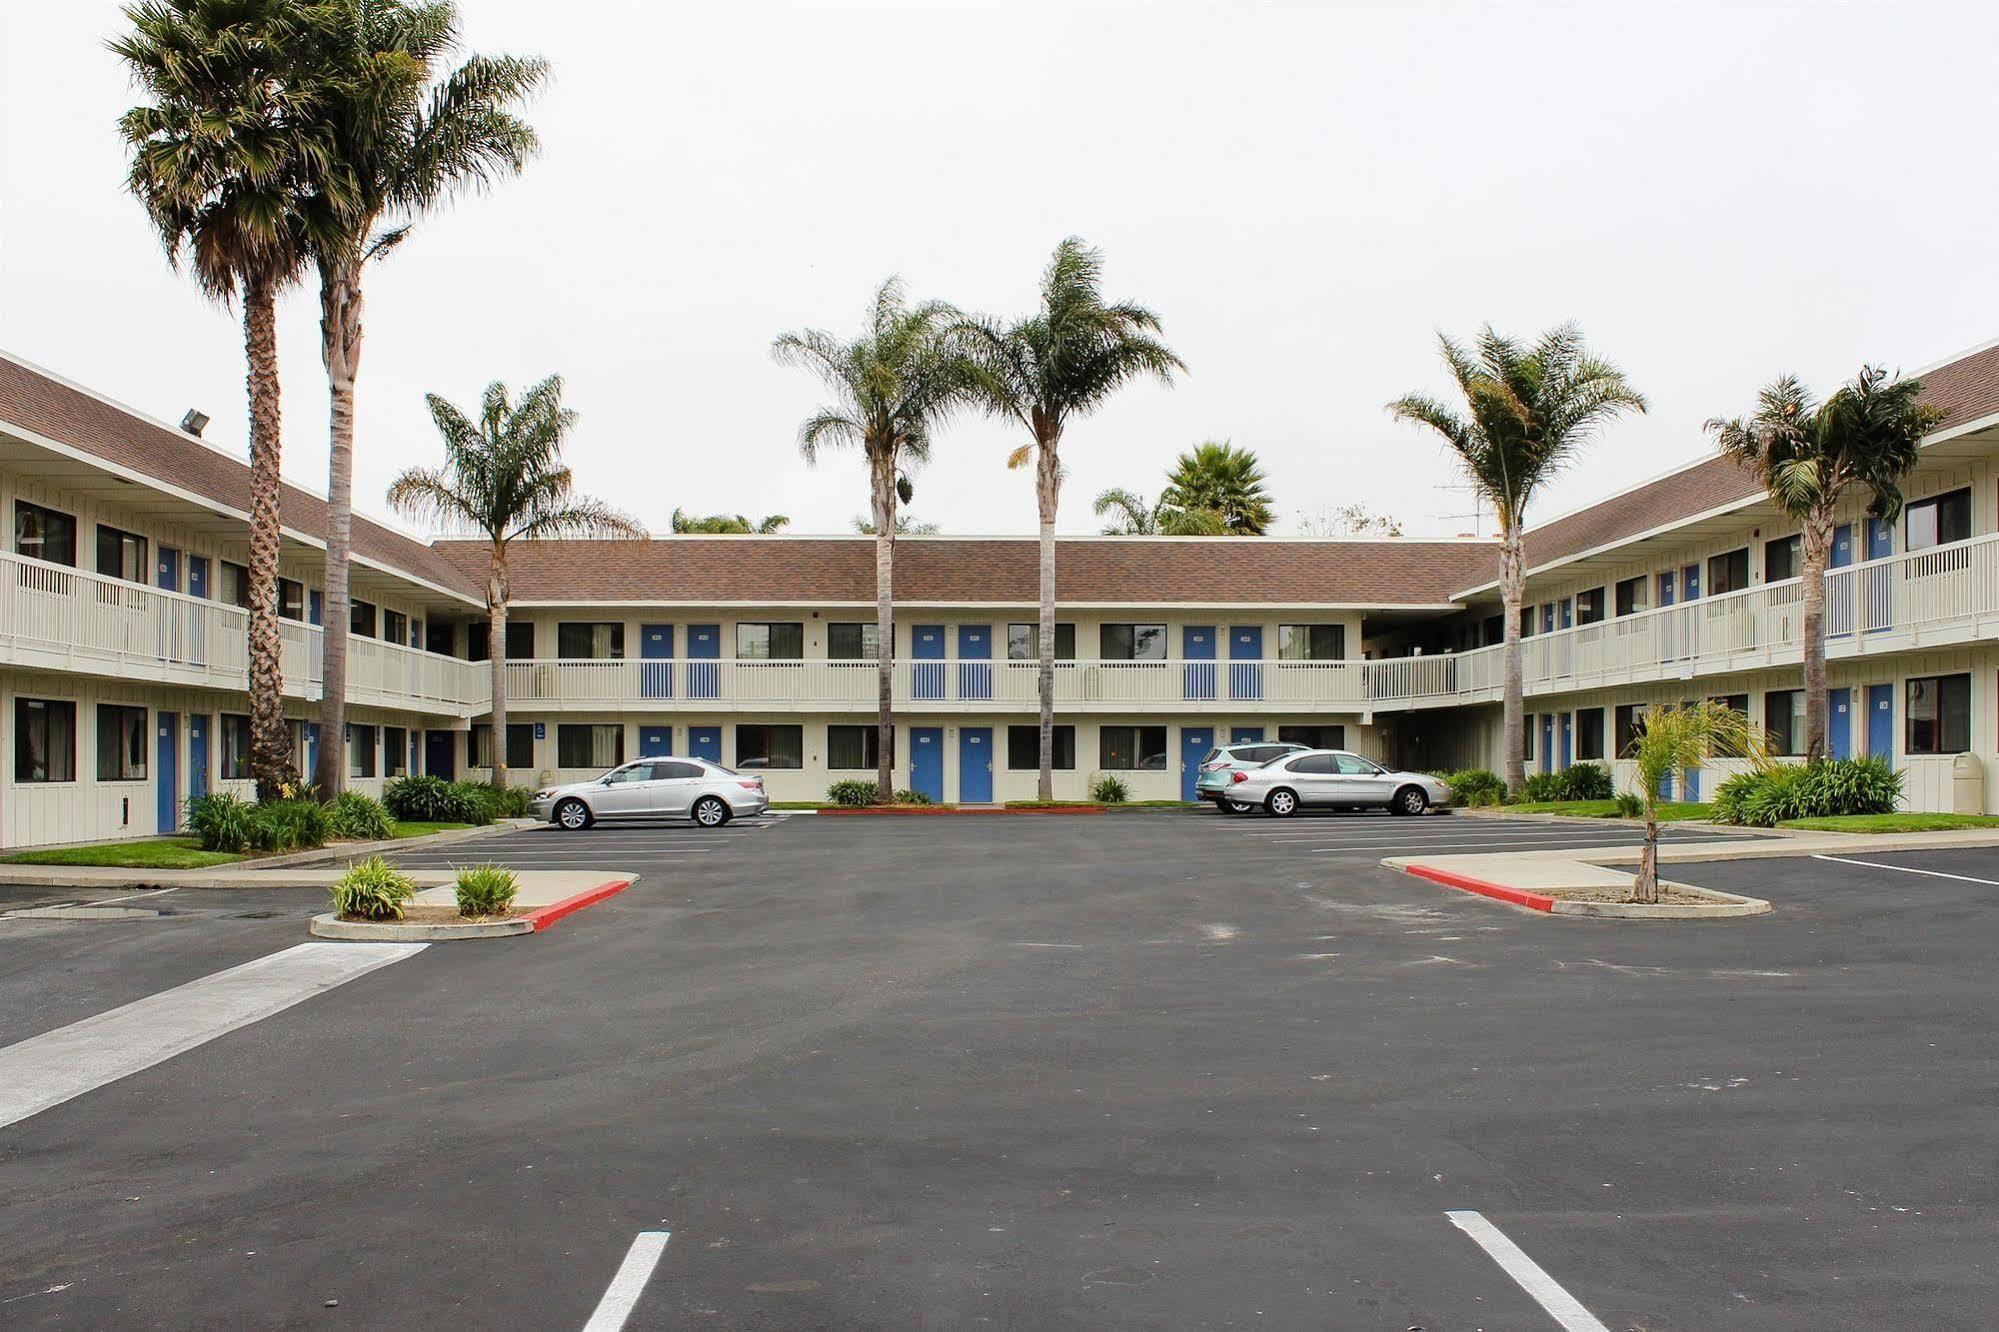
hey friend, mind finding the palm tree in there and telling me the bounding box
[959,238,1184,801]
[1628,702,1764,902]
[114,0,345,801]
[773,278,969,804]
[853,514,940,535]
[1158,440,1274,534]
[1389,324,1646,796]
[1092,487,1227,536]
[670,508,790,534]
[387,377,644,788]
[1707,367,1941,759]
[298,0,547,797]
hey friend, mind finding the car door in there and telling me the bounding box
[1334,752,1394,803]
[593,762,657,816]
[650,760,705,815]
[1287,752,1338,806]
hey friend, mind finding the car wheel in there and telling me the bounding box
[554,798,592,831]
[1265,788,1298,817]
[693,795,731,828]
[1227,800,1255,814]
[1391,785,1428,816]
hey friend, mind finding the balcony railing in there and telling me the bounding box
[0,549,485,715]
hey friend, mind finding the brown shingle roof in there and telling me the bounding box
[0,352,480,600]
[432,536,1499,606]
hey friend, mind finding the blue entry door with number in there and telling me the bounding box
[688,726,721,763]
[188,714,209,801]
[1180,727,1214,802]
[1182,626,1216,700]
[1828,689,1852,759]
[910,727,944,802]
[1866,684,1893,760]
[157,712,179,833]
[1230,726,1263,744]
[639,725,672,758]
[687,625,719,698]
[958,728,992,802]
[1229,626,1263,700]
[913,626,946,700]
[957,625,991,700]
[640,624,675,698]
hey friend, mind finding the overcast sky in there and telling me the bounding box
[3,0,1995,541]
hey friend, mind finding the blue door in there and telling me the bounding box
[188,714,209,801]
[1864,518,1894,631]
[910,727,944,803]
[156,546,180,591]
[1540,716,1555,773]
[1831,524,1854,568]
[957,625,992,700]
[958,728,992,803]
[1180,727,1214,802]
[640,624,675,699]
[1228,626,1263,700]
[1230,726,1263,744]
[308,589,322,626]
[425,731,455,778]
[1828,688,1852,759]
[688,726,721,763]
[1683,767,1701,800]
[1657,573,1676,607]
[1182,625,1216,700]
[1558,598,1573,630]
[1541,604,1555,634]
[1866,684,1893,760]
[687,624,720,698]
[305,722,321,779]
[1830,524,1856,640]
[913,625,946,700]
[1866,518,1892,560]
[639,725,672,758]
[186,555,209,598]
[1557,713,1572,768]
[1683,564,1700,600]
[157,712,179,832]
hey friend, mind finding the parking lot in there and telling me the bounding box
[1,810,1994,1328]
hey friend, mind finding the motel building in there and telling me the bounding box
[1,339,1998,847]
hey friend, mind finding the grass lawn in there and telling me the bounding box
[389,821,476,839]
[0,837,245,869]
[1493,799,1715,821]
[1777,812,1999,833]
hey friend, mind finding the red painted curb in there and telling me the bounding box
[523,877,633,932]
[1403,864,1556,912]
[814,805,1106,816]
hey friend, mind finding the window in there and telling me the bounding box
[558,622,626,659]
[15,501,76,566]
[425,621,455,656]
[1099,725,1167,770]
[735,723,802,768]
[1907,674,1971,755]
[1707,547,1750,595]
[1278,624,1345,661]
[468,622,536,661]
[828,724,889,770]
[1007,623,1075,660]
[1614,575,1649,617]
[1711,693,1749,720]
[736,622,804,660]
[1905,488,1971,551]
[1765,534,1801,583]
[346,599,376,638]
[220,714,252,780]
[470,723,535,769]
[382,610,408,646]
[557,723,625,769]
[1289,752,1336,775]
[1576,708,1605,761]
[655,761,703,780]
[1575,588,1606,625]
[346,724,377,779]
[1007,724,1076,769]
[96,524,148,583]
[384,727,408,778]
[1766,688,1807,757]
[1524,715,1536,761]
[828,623,880,660]
[96,704,147,781]
[1100,624,1166,661]
[1482,614,1503,646]
[278,577,305,621]
[14,698,75,782]
[1614,704,1645,757]
[1277,724,1345,750]
[220,561,251,608]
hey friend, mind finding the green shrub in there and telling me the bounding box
[892,787,932,805]
[1521,771,1563,802]
[1559,762,1613,801]
[1614,790,1643,818]
[1713,757,1904,827]
[454,863,518,918]
[384,775,461,822]
[1090,774,1130,804]
[1709,770,1761,825]
[1437,768,1505,807]
[330,855,419,921]
[247,798,334,853]
[330,791,396,841]
[479,782,534,819]
[186,791,255,852]
[826,779,879,807]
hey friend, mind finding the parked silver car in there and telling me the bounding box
[1195,740,1309,808]
[532,756,768,829]
[1219,749,1451,817]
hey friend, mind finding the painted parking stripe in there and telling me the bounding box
[1445,1210,1608,1332]
[582,1230,671,1331]
[1812,853,1999,886]
[0,941,424,1130]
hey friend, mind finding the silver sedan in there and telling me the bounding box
[1220,750,1451,817]
[531,757,769,829]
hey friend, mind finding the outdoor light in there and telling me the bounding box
[179,408,210,436]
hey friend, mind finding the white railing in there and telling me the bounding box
[0,549,485,715]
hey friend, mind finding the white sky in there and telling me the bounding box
[4,0,1996,541]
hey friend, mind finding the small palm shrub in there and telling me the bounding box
[1090,774,1130,804]
[186,791,255,852]
[1560,762,1613,800]
[331,791,396,841]
[1521,771,1563,802]
[454,863,518,917]
[1712,758,1904,827]
[479,782,535,819]
[1437,768,1504,807]
[892,787,932,805]
[1613,791,1643,818]
[384,775,460,822]
[330,855,418,920]
[826,779,879,807]
[247,798,334,853]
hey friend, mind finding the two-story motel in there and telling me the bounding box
[2,337,1997,847]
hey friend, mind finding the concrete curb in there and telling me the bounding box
[1398,862,1771,918]
[308,876,635,942]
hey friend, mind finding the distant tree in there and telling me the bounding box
[1629,702,1764,903]
[1092,487,1226,536]
[670,508,789,534]
[1158,440,1273,534]
[853,514,940,535]
[1296,502,1405,538]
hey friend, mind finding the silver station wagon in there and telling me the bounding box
[532,756,769,829]
[1219,749,1451,817]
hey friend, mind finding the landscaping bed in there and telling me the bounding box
[1776,812,1999,833]
[1466,800,1714,821]
[0,837,246,869]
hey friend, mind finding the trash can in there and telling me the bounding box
[1951,752,1983,814]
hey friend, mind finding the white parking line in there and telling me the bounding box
[0,941,424,1129]
[1445,1210,1608,1332]
[582,1230,671,1331]
[1812,853,1999,886]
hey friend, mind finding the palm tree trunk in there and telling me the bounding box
[1035,430,1060,803]
[1634,815,1660,903]
[872,456,895,805]
[1499,522,1527,796]
[313,254,363,800]
[488,545,510,790]
[242,275,290,801]
[1801,507,1832,761]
